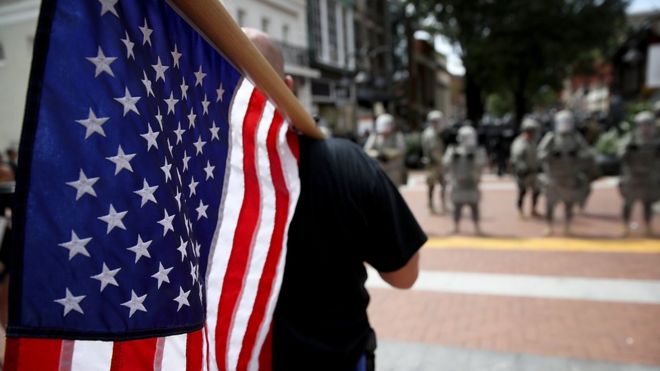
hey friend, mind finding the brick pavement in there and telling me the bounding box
[368,289,660,366]
[419,249,660,280]
[369,173,660,369]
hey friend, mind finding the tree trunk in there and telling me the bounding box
[513,69,529,129]
[405,16,419,130]
[513,88,527,129]
[464,70,483,124]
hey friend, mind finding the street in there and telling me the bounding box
[368,172,660,371]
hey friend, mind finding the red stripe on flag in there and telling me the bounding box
[286,129,300,162]
[236,113,288,370]
[215,89,267,370]
[258,326,273,371]
[110,337,158,371]
[4,338,63,371]
[186,329,203,371]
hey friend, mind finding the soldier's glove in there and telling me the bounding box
[568,150,578,158]
[452,153,460,161]
[552,151,562,159]
[627,144,639,152]
[377,153,389,163]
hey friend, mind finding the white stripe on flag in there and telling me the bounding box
[160,333,188,371]
[226,101,276,370]
[205,79,253,371]
[71,340,113,371]
[248,123,301,371]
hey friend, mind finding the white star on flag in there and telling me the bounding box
[180,77,189,100]
[134,179,159,207]
[127,234,152,263]
[140,124,160,151]
[187,108,197,128]
[151,262,173,289]
[121,290,147,318]
[188,177,199,197]
[86,47,117,78]
[171,44,182,68]
[209,121,220,141]
[182,151,191,172]
[196,200,208,220]
[176,237,188,261]
[141,70,155,97]
[174,122,186,144]
[54,288,86,317]
[98,204,128,234]
[75,108,109,139]
[164,91,179,115]
[157,209,175,236]
[194,65,206,86]
[120,31,135,60]
[139,18,153,46]
[66,169,99,200]
[152,56,169,82]
[193,136,206,155]
[98,0,119,17]
[58,230,92,260]
[174,189,183,211]
[201,94,210,115]
[203,160,215,180]
[216,83,225,102]
[173,287,191,311]
[106,145,136,175]
[91,263,121,292]
[160,158,173,182]
[114,87,141,116]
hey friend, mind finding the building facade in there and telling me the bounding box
[0,0,39,152]
[307,0,356,136]
[224,0,319,115]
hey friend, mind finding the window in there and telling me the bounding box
[282,24,290,43]
[309,0,323,60]
[261,17,270,33]
[327,0,338,63]
[237,8,246,27]
[0,42,5,66]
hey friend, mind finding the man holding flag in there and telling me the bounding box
[240,29,426,371]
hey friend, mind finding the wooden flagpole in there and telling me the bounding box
[170,0,325,139]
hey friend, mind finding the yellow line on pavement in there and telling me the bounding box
[424,237,660,253]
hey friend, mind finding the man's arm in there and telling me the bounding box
[378,251,419,289]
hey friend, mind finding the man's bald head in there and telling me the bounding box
[243,28,285,78]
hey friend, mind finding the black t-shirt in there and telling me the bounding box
[273,137,427,370]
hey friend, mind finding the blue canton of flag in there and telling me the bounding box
[12,0,239,337]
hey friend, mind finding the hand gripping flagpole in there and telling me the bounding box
[169,0,325,139]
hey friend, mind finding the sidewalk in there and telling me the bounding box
[369,172,660,371]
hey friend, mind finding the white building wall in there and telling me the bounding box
[0,0,39,152]
[223,0,316,113]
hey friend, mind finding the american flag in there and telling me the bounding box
[6,1,300,370]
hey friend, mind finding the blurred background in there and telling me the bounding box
[1,0,660,370]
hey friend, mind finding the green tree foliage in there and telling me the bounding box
[413,0,628,125]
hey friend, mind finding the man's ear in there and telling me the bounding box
[284,75,295,92]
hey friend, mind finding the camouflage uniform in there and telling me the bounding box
[538,110,595,235]
[444,126,486,234]
[421,110,446,212]
[364,114,407,187]
[510,118,541,217]
[618,111,660,236]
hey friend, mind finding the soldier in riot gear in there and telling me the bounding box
[444,125,486,235]
[538,110,595,235]
[364,113,407,187]
[421,110,447,213]
[510,118,541,218]
[618,111,660,237]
